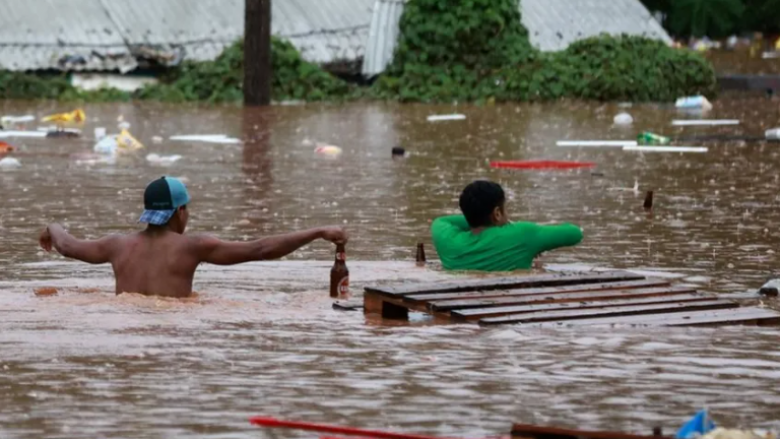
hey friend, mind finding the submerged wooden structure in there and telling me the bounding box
[363,271,780,326]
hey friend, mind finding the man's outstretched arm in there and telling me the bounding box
[39,223,117,264]
[194,226,348,266]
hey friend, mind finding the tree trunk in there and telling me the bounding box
[244,0,272,106]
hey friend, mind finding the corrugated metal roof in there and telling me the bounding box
[361,0,672,76]
[521,0,671,52]
[362,0,405,77]
[0,0,374,71]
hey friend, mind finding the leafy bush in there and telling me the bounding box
[374,0,717,103]
[135,38,352,103]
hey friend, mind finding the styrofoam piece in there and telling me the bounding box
[169,134,240,144]
[426,114,466,122]
[0,157,21,167]
[671,120,739,126]
[613,113,633,125]
[623,146,708,153]
[557,140,638,147]
[0,130,47,138]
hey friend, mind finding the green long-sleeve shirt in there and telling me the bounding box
[431,215,583,271]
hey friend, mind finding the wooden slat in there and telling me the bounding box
[429,285,694,312]
[527,307,780,327]
[512,423,671,439]
[450,293,710,321]
[478,300,737,326]
[408,279,668,303]
[364,271,644,297]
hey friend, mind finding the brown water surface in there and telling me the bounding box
[1,98,780,438]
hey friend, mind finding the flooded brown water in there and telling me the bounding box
[1,98,780,437]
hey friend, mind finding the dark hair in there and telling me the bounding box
[459,180,505,228]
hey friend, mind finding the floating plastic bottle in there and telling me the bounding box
[675,96,713,111]
[765,128,780,139]
[637,132,670,145]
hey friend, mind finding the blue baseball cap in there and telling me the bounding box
[138,176,191,225]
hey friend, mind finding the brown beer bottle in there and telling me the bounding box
[330,244,349,298]
[415,243,426,267]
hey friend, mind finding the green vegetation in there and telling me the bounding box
[0,0,717,104]
[641,0,780,38]
[374,0,716,102]
[136,38,353,102]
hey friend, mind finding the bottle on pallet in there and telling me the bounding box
[415,243,426,267]
[330,244,349,299]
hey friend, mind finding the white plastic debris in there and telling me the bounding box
[427,114,466,122]
[94,127,107,141]
[623,145,708,153]
[0,130,46,139]
[314,144,343,157]
[152,136,163,144]
[169,134,240,144]
[613,113,633,125]
[557,140,637,147]
[1,115,35,129]
[146,153,182,166]
[671,119,739,126]
[0,157,21,168]
[71,153,116,166]
[765,128,780,139]
[675,96,713,111]
[94,136,119,154]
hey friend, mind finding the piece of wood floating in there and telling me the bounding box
[250,416,462,439]
[671,119,740,126]
[478,299,736,326]
[365,271,644,297]
[529,307,780,328]
[556,140,637,147]
[623,146,708,153]
[490,160,595,170]
[409,279,670,303]
[426,114,466,122]
[511,422,671,439]
[332,300,364,311]
[429,284,693,312]
[451,293,709,321]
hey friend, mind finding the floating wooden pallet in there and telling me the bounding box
[363,271,780,327]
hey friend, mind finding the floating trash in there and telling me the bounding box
[624,145,708,153]
[1,114,35,129]
[93,128,144,155]
[637,132,670,145]
[314,145,343,157]
[0,157,21,168]
[94,127,107,141]
[426,114,466,122]
[675,96,713,111]
[169,134,240,144]
[46,130,81,139]
[71,152,116,166]
[0,141,14,154]
[613,112,634,125]
[152,136,164,144]
[557,140,637,147]
[146,153,183,166]
[490,160,595,170]
[41,109,86,127]
[0,130,47,139]
[672,120,739,126]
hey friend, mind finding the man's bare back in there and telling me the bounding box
[39,177,347,298]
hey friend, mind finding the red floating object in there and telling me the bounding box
[248,416,501,439]
[490,160,595,170]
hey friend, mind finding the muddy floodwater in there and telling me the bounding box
[2,97,780,437]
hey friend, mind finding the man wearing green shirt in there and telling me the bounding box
[431,180,583,271]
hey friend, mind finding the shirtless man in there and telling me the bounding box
[38,176,348,297]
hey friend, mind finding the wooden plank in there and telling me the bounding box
[478,300,737,326]
[429,285,694,312]
[364,271,644,297]
[512,423,670,439]
[527,307,780,328]
[408,279,668,303]
[451,293,710,321]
